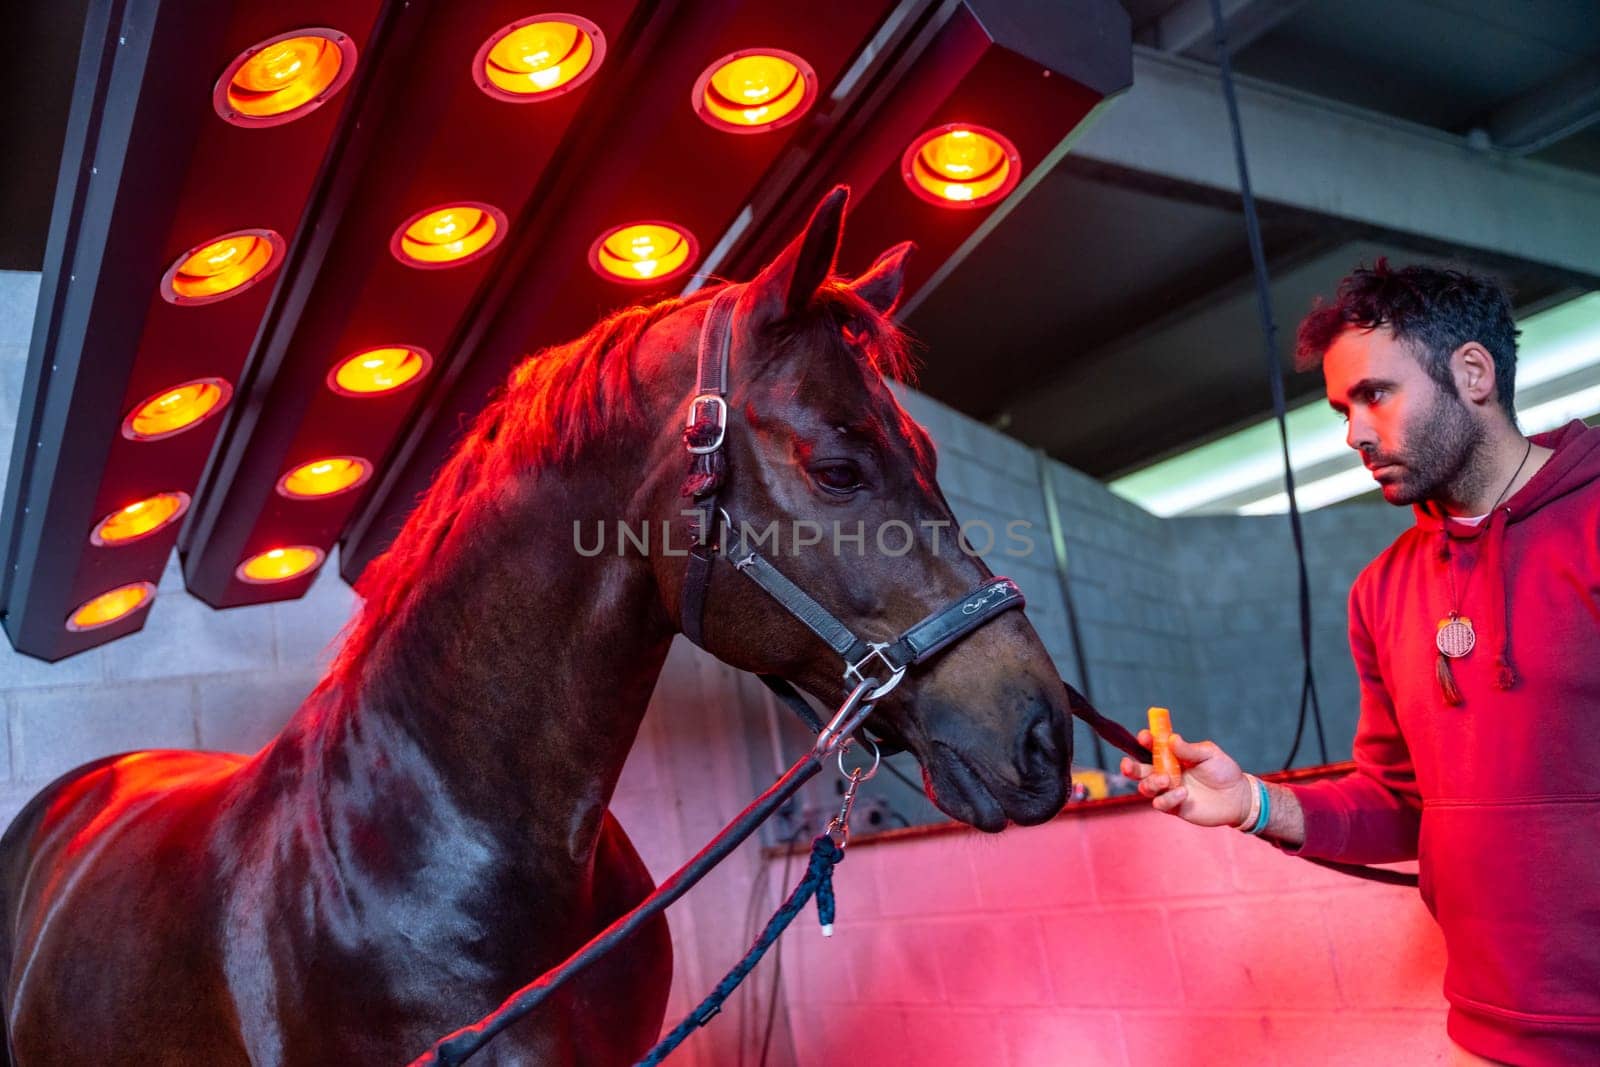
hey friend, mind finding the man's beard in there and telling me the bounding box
[1370,390,1484,507]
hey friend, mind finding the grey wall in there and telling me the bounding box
[1171,508,1411,770]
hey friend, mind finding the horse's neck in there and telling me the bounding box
[282,454,676,903]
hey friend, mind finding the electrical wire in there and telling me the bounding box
[1205,0,1328,768]
[756,827,806,1067]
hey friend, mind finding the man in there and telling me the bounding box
[1125,260,1600,1066]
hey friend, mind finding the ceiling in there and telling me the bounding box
[905,0,1600,476]
[3,0,1598,482]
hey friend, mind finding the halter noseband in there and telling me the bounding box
[676,286,1026,738]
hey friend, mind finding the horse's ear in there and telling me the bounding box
[849,241,914,317]
[749,185,849,320]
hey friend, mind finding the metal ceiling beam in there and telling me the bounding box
[1067,48,1600,284]
[1147,0,1306,61]
[1478,58,1600,156]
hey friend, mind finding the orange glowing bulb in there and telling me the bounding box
[590,222,696,284]
[330,346,430,395]
[123,378,232,440]
[902,125,1021,209]
[67,582,156,631]
[91,492,190,546]
[278,456,371,498]
[237,546,324,583]
[162,231,283,303]
[393,204,504,267]
[479,17,603,100]
[219,31,355,125]
[695,50,815,133]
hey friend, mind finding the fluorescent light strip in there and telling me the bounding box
[1113,292,1600,517]
[1237,380,1600,515]
[1237,465,1374,516]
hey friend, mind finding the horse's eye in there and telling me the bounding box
[811,462,864,495]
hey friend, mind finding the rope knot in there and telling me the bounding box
[1494,656,1517,690]
[634,833,848,1066]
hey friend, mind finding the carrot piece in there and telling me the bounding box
[1147,706,1182,784]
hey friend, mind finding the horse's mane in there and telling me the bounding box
[322,278,918,697]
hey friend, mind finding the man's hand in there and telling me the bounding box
[1120,731,1253,828]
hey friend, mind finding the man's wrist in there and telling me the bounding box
[1233,774,1261,830]
[1258,781,1307,847]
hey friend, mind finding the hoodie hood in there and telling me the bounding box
[1413,419,1600,533]
[1411,420,1600,702]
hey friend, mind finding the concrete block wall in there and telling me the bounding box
[890,383,1408,778]
[1170,508,1411,772]
[0,552,355,824]
[0,272,36,455]
[777,802,1448,1066]
[893,385,1207,773]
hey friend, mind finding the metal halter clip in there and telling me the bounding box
[684,394,728,455]
[844,642,906,701]
[825,737,880,852]
[815,677,877,756]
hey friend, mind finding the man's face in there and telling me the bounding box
[1323,326,1481,506]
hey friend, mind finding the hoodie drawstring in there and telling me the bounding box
[1436,508,1516,705]
[1485,507,1516,691]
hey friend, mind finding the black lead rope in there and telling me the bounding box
[407,665,1403,1064]
[409,742,835,1067]
[1068,688,1417,888]
[406,671,1170,1067]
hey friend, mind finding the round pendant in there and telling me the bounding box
[1436,615,1476,659]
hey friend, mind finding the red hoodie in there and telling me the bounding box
[1288,420,1600,1066]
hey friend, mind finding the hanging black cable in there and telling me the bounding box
[1205,0,1328,767]
[1036,449,1109,771]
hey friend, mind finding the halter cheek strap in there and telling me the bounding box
[680,288,741,651]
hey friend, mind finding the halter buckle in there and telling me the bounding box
[685,394,727,455]
[844,642,907,700]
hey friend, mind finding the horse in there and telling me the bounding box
[0,187,1077,1065]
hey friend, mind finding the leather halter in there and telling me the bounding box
[664,296,1424,891]
[675,287,1026,737]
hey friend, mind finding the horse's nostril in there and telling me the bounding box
[1021,711,1061,773]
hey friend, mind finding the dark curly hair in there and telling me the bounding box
[1295,259,1520,417]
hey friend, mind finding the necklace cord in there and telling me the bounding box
[1445,438,1532,614]
[1436,438,1533,704]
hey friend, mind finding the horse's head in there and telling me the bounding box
[638,188,1071,832]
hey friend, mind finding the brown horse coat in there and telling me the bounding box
[0,189,1075,1065]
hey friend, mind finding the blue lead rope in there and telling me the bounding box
[635,835,845,1067]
